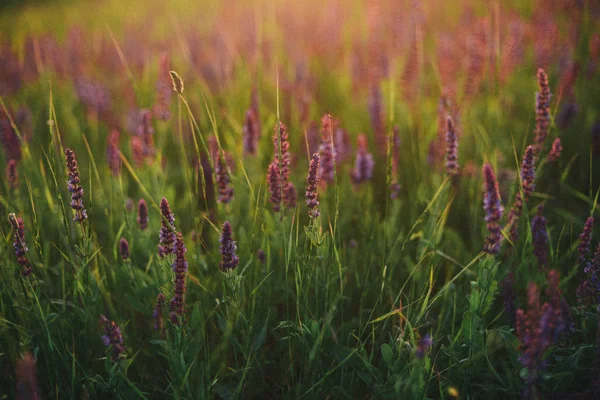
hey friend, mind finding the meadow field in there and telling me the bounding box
[1,0,600,398]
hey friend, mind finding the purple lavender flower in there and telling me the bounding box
[9,213,31,276]
[577,243,600,308]
[158,197,176,256]
[547,138,562,162]
[119,237,130,260]
[257,249,266,264]
[482,164,504,254]
[531,205,549,268]
[106,129,121,176]
[137,198,149,230]
[578,216,594,264]
[273,121,296,208]
[219,221,239,271]
[6,159,18,189]
[445,117,459,176]
[534,69,551,153]
[152,53,172,121]
[415,334,433,359]
[154,293,166,338]
[305,153,320,218]
[169,233,188,325]
[65,148,88,223]
[351,134,374,184]
[318,114,336,184]
[521,146,536,197]
[267,161,282,212]
[216,151,234,204]
[99,314,126,362]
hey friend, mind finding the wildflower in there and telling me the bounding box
[531,206,549,268]
[577,243,600,308]
[6,159,18,189]
[521,146,536,197]
[9,213,31,276]
[153,293,166,338]
[219,221,239,271]
[216,151,234,204]
[578,216,594,264]
[169,70,184,94]
[257,249,266,264]
[243,109,259,155]
[318,114,336,184]
[415,334,433,359]
[273,121,296,207]
[99,314,126,362]
[545,270,572,339]
[534,69,552,153]
[106,129,121,176]
[153,53,172,121]
[137,198,149,230]
[119,237,130,260]
[305,153,320,218]
[445,117,459,176]
[158,197,176,256]
[482,164,504,254]
[65,148,88,223]
[16,352,41,400]
[169,233,188,325]
[267,161,282,212]
[350,134,374,184]
[547,138,562,162]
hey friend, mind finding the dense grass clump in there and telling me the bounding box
[1,0,600,398]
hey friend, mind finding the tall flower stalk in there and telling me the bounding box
[9,213,31,276]
[482,164,504,254]
[216,151,234,204]
[445,117,459,176]
[99,314,126,363]
[507,146,536,243]
[534,68,551,153]
[137,198,149,230]
[273,121,296,208]
[65,148,88,223]
[219,221,239,271]
[305,153,320,219]
[267,161,282,212]
[158,197,176,256]
[578,216,594,264]
[169,233,188,325]
[350,134,374,184]
[318,114,335,184]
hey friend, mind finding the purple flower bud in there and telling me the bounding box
[9,213,31,276]
[65,148,88,223]
[415,334,433,359]
[99,314,126,362]
[534,69,551,153]
[219,221,239,271]
[216,151,234,204]
[578,216,594,264]
[273,121,296,208]
[305,153,321,218]
[547,138,562,162]
[169,233,188,325]
[257,249,266,264]
[445,117,459,176]
[158,197,176,256]
[119,237,130,260]
[267,161,282,212]
[577,243,600,308]
[318,114,336,184]
[482,164,504,254]
[137,198,149,230]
